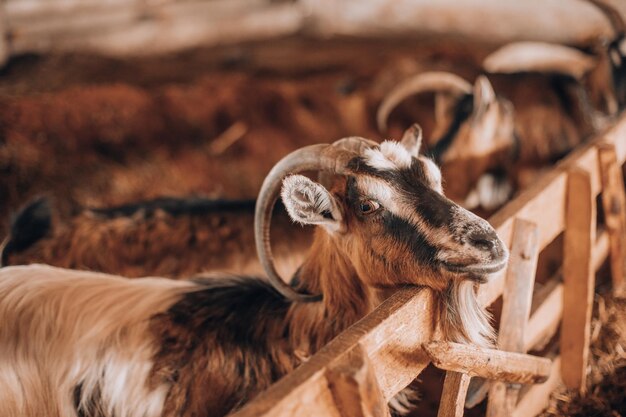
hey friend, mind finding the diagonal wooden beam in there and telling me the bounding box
[325,344,391,417]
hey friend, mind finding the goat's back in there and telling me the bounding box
[0,264,193,417]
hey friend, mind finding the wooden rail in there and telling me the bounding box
[230,116,626,417]
[0,0,619,62]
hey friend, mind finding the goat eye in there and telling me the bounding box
[359,199,380,215]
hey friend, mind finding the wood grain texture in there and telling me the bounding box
[466,276,562,409]
[3,0,619,59]
[423,342,552,384]
[325,344,391,417]
[597,143,626,297]
[302,0,614,44]
[437,372,471,417]
[525,281,562,352]
[561,168,596,394]
[480,114,626,308]
[467,225,610,409]
[487,219,539,417]
[6,0,303,56]
[231,288,434,417]
[512,357,562,417]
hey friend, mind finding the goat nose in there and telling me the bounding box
[468,230,498,253]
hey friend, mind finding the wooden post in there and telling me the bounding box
[597,143,626,297]
[423,342,552,384]
[512,357,562,417]
[325,344,391,417]
[561,167,596,393]
[487,219,539,417]
[437,372,471,417]
[466,277,563,409]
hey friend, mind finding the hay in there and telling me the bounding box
[542,294,626,417]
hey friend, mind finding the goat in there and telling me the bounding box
[481,0,626,121]
[0,196,311,279]
[377,70,595,211]
[0,125,508,417]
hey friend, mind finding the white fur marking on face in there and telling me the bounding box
[420,157,443,193]
[363,141,412,171]
[357,177,398,210]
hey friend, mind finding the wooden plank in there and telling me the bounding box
[467,227,608,410]
[512,356,562,417]
[525,282,562,352]
[489,116,625,295]
[466,277,562,409]
[325,344,391,417]
[479,114,626,309]
[561,168,596,394]
[6,1,303,56]
[437,372,471,417]
[231,288,435,417]
[597,143,626,297]
[423,342,551,385]
[487,219,539,417]
[303,0,613,45]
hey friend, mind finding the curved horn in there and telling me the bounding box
[586,0,625,40]
[318,136,378,188]
[255,141,370,302]
[0,236,9,267]
[483,42,597,80]
[377,71,473,132]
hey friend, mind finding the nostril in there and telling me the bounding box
[472,238,495,251]
[469,231,497,252]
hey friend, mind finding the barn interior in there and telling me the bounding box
[1,0,625,416]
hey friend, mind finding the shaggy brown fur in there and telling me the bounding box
[4,197,312,279]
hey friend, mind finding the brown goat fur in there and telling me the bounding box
[4,198,311,279]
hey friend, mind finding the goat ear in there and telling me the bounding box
[473,76,496,119]
[281,175,344,233]
[400,123,423,157]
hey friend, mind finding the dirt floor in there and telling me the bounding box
[0,36,624,416]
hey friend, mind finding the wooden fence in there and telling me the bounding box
[227,116,626,417]
[0,0,618,65]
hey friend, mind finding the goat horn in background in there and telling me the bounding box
[483,42,597,80]
[377,71,472,133]
[586,0,625,40]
